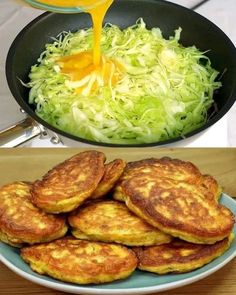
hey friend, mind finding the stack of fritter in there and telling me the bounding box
[0,151,235,284]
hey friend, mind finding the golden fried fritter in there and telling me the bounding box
[0,182,67,247]
[31,151,106,213]
[21,237,138,284]
[113,157,203,201]
[122,175,235,244]
[133,234,234,274]
[0,230,23,248]
[68,200,172,246]
[91,159,126,199]
[113,157,221,202]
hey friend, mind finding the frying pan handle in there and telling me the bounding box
[0,116,46,147]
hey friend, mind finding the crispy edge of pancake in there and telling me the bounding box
[0,230,23,248]
[126,196,234,245]
[91,159,126,199]
[133,233,234,274]
[113,157,221,202]
[0,182,68,246]
[122,178,235,244]
[0,225,67,247]
[68,200,172,246]
[20,237,138,284]
[31,151,106,213]
[115,156,203,182]
[201,174,222,201]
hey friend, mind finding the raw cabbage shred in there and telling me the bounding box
[27,19,221,144]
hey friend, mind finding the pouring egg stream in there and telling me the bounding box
[36,0,123,95]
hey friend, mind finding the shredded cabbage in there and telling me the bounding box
[27,19,221,144]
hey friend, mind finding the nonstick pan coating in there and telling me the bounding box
[6,0,236,147]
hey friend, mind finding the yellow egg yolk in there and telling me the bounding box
[37,0,124,95]
[58,52,124,95]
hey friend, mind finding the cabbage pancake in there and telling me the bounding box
[122,175,234,244]
[68,200,172,246]
[21,237,138,284]
[0,182,67,247]
[91,159,126,199]
[133,234,234,274]
[31,151,105,213]
[113,157,221,201]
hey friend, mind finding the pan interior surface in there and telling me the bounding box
[6,0,236,146]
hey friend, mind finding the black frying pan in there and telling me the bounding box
[5,0,236,147]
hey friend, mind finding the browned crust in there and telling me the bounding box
[68,199,172,246]
[31,151,106,212]
[122,176,235,243]
[115,157,221,194]
[133,236,232,273]
[201,174,222,201]
[124,157,202,183]
[21,237,138,284]
[113,157,204,201]
[68,199,154,232]
[91,159,126,199]
[0,182,67,245]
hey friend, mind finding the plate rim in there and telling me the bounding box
[1,193,236,295]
